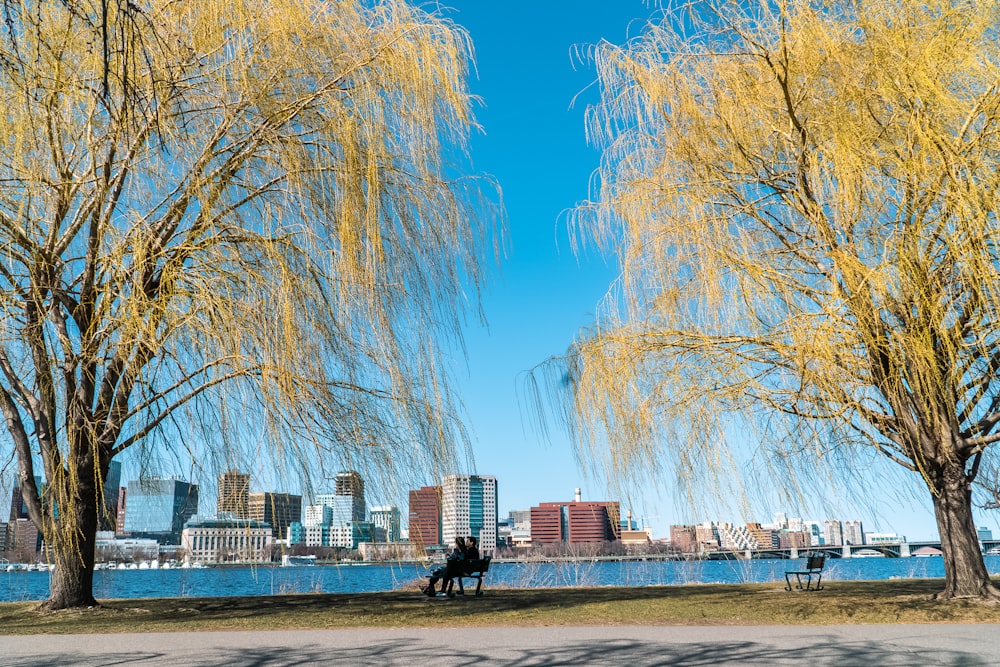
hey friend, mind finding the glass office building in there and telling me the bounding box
[122,477,199,544]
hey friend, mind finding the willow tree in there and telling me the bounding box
[555,0,1000,599]
[0,0,493,610]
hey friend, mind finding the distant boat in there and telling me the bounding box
[282,555,318,567]
[851,549,885,558]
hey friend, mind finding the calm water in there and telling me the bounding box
[5,556,1000,603]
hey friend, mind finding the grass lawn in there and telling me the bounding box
[3,579,1000,634]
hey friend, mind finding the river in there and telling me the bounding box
[4,555,999,603]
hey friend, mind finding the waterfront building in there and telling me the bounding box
[248,492,301,541]
[8,518,39,563]
[217,470,250,519]
[304,504,333,527]
[509,509,532,548]
[747,523,778,549]
[408,485,441,550]
[122,477,199,544]
[288,521,304,545]
[695,522,721,551]
[304,523,331,547]
[778,529,811,549]
[824,519,843,546]
[670,525,698,553]
[95,532,160,563]
[803,521,823,546]
[358,541,419,561]
[99,460,122,531]
[529,497,621,545]
[8,477,42,521]
[329,521,374,549]
[844,519,865,546]
[718,523,758,550]
[334,471,366,522]
[978,526,994,542]
[369,505,401,542]
[116,487,127,535]
[441,475,498,552]
[181,518,273,563]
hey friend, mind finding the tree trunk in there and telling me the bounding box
[929,462,1000,600]
[38,475,100,610]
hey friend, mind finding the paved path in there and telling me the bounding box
[3,625,998,666]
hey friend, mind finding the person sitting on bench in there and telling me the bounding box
[443,536,480,596]
[423,537,466,597]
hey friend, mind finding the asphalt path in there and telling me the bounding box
[3,624,998,666]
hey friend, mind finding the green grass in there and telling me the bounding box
[4,579,1000,634]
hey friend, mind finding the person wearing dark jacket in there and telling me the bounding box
[423,537,466,597]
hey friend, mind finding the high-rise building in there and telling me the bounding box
[408,485,441,550]
[9,518,39,563]
[116,487,128,535]
[122,477,199,544]
[844,520,865,546]
[824,519,843,546]
[369,505,401,542]
[336,470,366,523]
[98,460,123,531]
[217,470,250,519]
[9,476,42,521]
[529,499,620,545]
[248,492,301,540]
[441,475,498,553]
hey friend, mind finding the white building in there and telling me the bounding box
[369,505,401,542]
[824,519,844,546]
[181,519,273,563]
[304,504,333,527]
[844,520,865,546]
[441,475,498,553]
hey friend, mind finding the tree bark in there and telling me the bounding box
[38,469,101,610]
[929,462,1000,600]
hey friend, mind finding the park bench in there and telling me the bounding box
[444,556,492,597]
[784,554,825,591]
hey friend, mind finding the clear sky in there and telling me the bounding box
[438,0,984,543]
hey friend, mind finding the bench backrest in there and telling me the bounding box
[805,555,825,571]
[463,557,491,575]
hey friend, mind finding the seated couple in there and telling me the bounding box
[422,536,480,597]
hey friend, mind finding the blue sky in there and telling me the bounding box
[440,1,964,542]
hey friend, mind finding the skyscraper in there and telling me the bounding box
[408,485,441,550]
[441,475,498,553]
[333,470,366,524]
[248,492,301,540]
[823,519,843,546]
[217,470,250,519]
[99,460,122,531]
[844,520,865,546]
[122,477,199,543]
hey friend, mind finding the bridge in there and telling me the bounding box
[706,538,1000,560]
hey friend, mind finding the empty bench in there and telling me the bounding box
[784,554,825,591]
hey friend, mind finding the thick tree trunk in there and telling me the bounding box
[930,463,1000,600]
[38,474,101,610]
